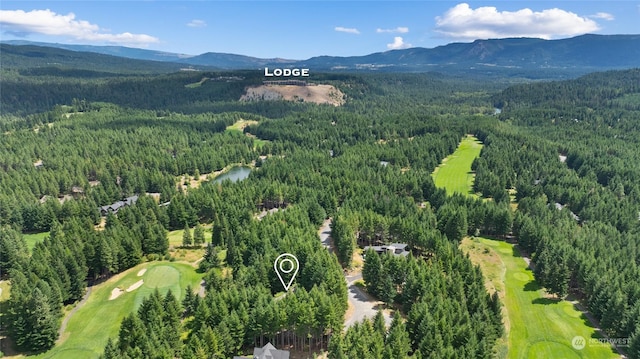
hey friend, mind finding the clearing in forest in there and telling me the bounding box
[23,231,48,251]
[33,262,203,359]
[462,237,618,359]
[226,119,258,133]
[437,136,618,358]
[431,135,483,196]
[240,84,345,106]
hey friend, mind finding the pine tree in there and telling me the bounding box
[385,311,410,359]
[101,338,120,359]
[193,223,205,246]
[183,285,196,316]
[378,271,396,306]
[24,287,58,352]
[363,249,382,296]
[373,311,387,339]
[489,291,504,337]
[182,224,193,248]
[327,334,347,359]
[629,327,640,359]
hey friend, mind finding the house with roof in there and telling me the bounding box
[99,195,139,216]
[363,243,411,257]
[233,342,290,359]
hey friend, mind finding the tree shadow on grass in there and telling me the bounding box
[532,297,561,305]
[523,280,541,291]
[582,313,598,329]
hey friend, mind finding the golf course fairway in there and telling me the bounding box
[431,134,483,196]
[32,261,203,359]
[462,237,619,359]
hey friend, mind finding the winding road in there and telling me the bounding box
[318,218,392,328]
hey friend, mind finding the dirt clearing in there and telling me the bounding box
[241,84,345,106]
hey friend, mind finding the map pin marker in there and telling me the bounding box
[274,253,299,291]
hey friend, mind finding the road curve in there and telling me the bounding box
[318,218,391,328]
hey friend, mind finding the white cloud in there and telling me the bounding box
[387,36,412,50]
[0,9,159,46]
[376,27,409,34]
[187,19,207,28]
[590,12,614,21]
[435,3,600,40]
[334,26,360,35]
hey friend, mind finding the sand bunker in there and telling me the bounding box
[109,288,124,300]
[126,280,144,292]
[137,268,147,277]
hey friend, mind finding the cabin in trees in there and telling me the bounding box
[99,195,139,216]
[363,243,411,257]
[233,342,290,359]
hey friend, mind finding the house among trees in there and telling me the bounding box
[233,342,290,359]
[553,202,580,222]
[363,243,411,257]
[99,195,139,216]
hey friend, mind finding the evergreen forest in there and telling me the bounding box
[0,61,639,359]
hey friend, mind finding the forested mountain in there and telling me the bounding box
[5,34,640,77]
[0,44,213,74]
[3,40,195,62]
[298,34,640,72]
[176,52,298,69]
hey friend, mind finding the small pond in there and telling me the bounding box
[212,166,251,184]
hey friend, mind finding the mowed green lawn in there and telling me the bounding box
[472,237,618,359]
[431,135,483,196]
[33,261,203,359]
[438,136,618,358]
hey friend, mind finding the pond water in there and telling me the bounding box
[213,166,251,184]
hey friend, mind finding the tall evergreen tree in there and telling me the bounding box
[183,224,193,247]
[193,223,205,246]
[23,288,58,352]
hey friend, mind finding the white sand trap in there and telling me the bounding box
[137,268,147,277]
[109,288,124,300]
[126,280,144,292]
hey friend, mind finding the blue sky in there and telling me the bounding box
[1,1,638,59]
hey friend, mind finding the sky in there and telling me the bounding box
[1,1,639,59]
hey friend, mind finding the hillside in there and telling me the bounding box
[5,34,640,78]
[0,44,213,74]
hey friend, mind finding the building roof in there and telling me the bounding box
[364,243,410,257]
[233,343,290,359]
[99,195,139,215]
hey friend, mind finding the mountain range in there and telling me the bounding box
[3,34,640,77]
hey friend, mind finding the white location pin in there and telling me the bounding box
[274,253,299,291]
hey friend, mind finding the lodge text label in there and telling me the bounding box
[264,68,309,77]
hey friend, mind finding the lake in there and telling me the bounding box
[212,166,251,184]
